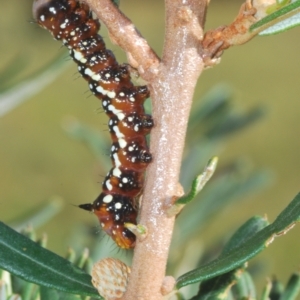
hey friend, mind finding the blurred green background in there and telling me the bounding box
[1,0,299,293]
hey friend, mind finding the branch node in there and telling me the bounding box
[177,6,204,40]
[161,276,176,297]
[201,0,258,62]
[124,223,148,242]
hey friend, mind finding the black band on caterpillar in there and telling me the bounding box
[33,0,153,249]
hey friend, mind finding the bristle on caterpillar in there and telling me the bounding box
[33,0,153,249]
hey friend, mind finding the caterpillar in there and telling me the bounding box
[33,0,153,249]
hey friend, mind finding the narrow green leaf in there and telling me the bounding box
[188,84,232,131]
[205,106,266,139]
[270,278,284,300]
[0,222,102,299]
[280,272,300,300]
[40,287,60,300]
[173,169,271,250]
[189,218,265,299]
[177,157,218,205]
[22,282,38,300]
[0,52,69,117]
[0,55,28,88]
[250,0,300,35]
[221,216,269,255]
[260,279,272,300]
[189,269,239,300]
[170,157,218,217]
[176,193,300,289]
[233,271,256,299]
[9,197,64,231]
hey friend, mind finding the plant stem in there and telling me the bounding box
[125,0,207,298]
[86,0,208,299]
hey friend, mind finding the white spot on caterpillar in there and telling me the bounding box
[108,105,125,119]
[73,49,87,63]
[129,97,135,102]
[119,92,125,97]
[122,178,128,183]
[49,7,57,14]
[103,195,113,203]
[40,15,45,22]
[112,167,121,177]
[113,153,121,168]
[92,74,101,81]
[106,179,113,191]
[101,222,105,227]
[107,91,116,99]
[112,230,116,235]
[113,126,125,139]
[115,202,122,209]
[128,146,134,151]
[84,67,95,77]
[95,86,115,98]
[118,139,127,148]
[116,112,125,121]
[60,23,67,29]
[134,124,139,132]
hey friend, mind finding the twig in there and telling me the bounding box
[201,0,258,62]
[124,0,207,299]
[84,0,160,81]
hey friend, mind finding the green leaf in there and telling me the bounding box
[250,0,300,35]
[233,271,256,299]
[9,197,64,231]
[280,272,300,300]
[188,84,233,131]
[176,157,218,206]
[270,278,284,299]
[0,222,102,299]
[205,106,266,139]
[173,169,271,250]
[40,287,60,300]
[189,217,266,299]
[260,279,272,300]
[189,269,238,300]
[176,193,300,289]
[0,52,69,117]
[221,216,269,255]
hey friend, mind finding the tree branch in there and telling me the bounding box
[123,0,207,299]
[84,0,160,81]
